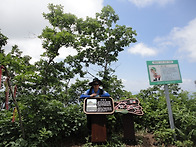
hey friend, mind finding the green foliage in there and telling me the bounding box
[175,140,194,147]
[154,128,176,145]
[19,95,86,146]
[0,45,36,98]
[0,31,8,53]
[0,95,87,147]
[102,75,125,99]
[134,84,196,146]
[67,79,89,104]
[135,86,169,131]
[1,4,195,147]
[0,30,8,51]
[0,110,20,146]
[40,4,137,93]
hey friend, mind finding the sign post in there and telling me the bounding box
[83,97,114,143]
[147,60,182,139]
[114,98,144,144]
[164,84,175,130]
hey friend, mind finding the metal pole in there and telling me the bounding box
[164,84,175,129]
[164,84,176,140]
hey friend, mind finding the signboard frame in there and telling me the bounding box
[83,97,114,115]
[146,60,182,85]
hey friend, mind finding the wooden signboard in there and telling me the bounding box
[114,98,144,115]
[83,97,114,143]
[83,97,114,114]
[114,98,143,144]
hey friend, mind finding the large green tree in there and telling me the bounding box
[0,32,86,146]
[39,4,137,99]
[0,4,138,146]
[78,5,137,91]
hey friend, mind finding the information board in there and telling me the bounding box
[83,97,114,114]
[114,98,144,115]
[146,60,182,85]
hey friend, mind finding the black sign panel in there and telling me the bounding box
[83,97,114,114]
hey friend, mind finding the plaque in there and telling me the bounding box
[83,97,114,114]
[114,98,144,115]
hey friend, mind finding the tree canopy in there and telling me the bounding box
[39,4,137,93]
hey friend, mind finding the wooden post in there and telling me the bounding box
[91,115,107,143]
[123,114,136,144]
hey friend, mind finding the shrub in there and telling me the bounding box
[0,95,87,146]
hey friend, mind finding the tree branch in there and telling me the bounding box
[3,65,25,139]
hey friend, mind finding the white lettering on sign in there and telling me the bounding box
[84,97,114,114]
[152,61,173,64]
[97,101,111,107]
[97,107,112,112]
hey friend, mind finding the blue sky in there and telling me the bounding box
[103,0,196,93]
[0,0,196,94]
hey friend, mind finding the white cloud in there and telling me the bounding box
[128,43,157,57]
[122,78,150,94]
[5,38,78,64]
[55,47,78,62]
[128,0,175,8]
[0,0,103,37]
[154,17,196,62]
[180,78,196,93]
[0,0,104,63]
[6,38,44,64]
[59,0,103,18]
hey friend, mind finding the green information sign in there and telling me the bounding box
[147,60,182,85]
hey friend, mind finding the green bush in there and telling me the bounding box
[134,85,196,146]
[154,128,175,145]
[0,110,21,147]
[0,95,87,147]
[175,140,194,147]
[1,85,195,146]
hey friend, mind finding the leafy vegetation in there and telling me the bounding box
[135,85,196,146]
[0,4,196,147]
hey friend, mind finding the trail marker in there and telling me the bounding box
[147,60,182,140]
